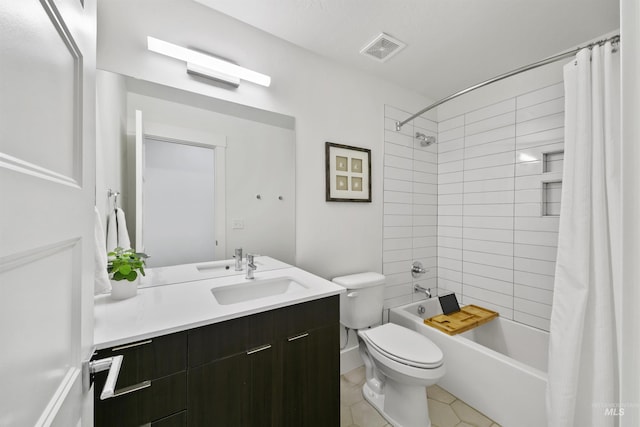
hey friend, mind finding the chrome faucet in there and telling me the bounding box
[414,284,431,299]
[234,248,243,271]
[246,254,257,279]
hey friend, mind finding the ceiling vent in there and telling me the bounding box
[360,33,406,63]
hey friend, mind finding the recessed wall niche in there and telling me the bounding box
[542,151,564,216]
[543,151,564,173]
[542,181,562,216]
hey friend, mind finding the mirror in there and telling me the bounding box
[96,70,296,268]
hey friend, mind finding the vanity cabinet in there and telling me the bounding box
[187,295,339,426]
[93,295,339,427]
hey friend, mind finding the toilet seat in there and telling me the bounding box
[360,323,443,369]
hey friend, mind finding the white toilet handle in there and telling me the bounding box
[347,291,359,298]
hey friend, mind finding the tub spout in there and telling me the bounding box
[414,284,431,299]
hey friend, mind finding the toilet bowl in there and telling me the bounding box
[332,273,445,427]
[358,323,445,427]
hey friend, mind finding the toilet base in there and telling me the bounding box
[361,383,431,427]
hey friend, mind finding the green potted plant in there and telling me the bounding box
[107,247,148,300]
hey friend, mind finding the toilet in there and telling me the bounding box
[333,272,445,427]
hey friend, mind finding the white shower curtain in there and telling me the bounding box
[547,42,621,427]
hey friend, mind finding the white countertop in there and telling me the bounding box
[94,258,345,349]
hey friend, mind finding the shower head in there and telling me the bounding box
[415,132,436,146]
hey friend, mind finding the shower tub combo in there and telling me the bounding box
[390,299,548,427]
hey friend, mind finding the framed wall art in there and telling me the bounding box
[325,142,371,202]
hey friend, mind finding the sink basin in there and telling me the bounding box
[211,277,308,305]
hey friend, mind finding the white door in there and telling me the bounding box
[142,137,217,267]
[133,109,226,264]
[0,0,96,426]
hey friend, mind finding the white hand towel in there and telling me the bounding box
[106,210,118,253]
[94,207,111,295]
[115,208,131,250]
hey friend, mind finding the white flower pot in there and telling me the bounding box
[110,277,138,300]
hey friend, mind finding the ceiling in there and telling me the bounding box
[194,0,619,100]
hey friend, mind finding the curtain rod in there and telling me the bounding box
[395,34,621,131]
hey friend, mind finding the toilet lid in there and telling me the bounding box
[362,323,443,369]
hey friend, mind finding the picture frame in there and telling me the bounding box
[325,142,371,202]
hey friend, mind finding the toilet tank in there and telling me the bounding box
[332,272,386,329]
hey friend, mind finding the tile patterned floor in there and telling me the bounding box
[340,366,501,427]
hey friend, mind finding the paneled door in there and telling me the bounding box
[0,0,96,426]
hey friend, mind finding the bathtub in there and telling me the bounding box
[390,299,548,427]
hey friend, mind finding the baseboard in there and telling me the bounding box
[340,344,363,375]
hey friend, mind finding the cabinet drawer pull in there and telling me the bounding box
[113,380,152,397]
[247,344,272,355]
[287,332,309,342]
[112,339,153,352]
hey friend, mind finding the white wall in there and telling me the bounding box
[95,71,127,224]
[380,62,567,329]
[382,106,438,312]
[435,62,566,332]
[436,76,564,332]
[97,0,430,279]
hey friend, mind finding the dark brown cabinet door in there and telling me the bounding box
[187,345,276,426]
[246,344,277,426]
[281,324,340,427]
[188,353,248,426]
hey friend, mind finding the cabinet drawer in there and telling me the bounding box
[94,371,187,427]
[275,295,339,339]
[95,332,187,388]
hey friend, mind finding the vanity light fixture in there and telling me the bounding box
[147,36,271,87]
[186,62,240,87]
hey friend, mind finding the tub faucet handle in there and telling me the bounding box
[411,261,429,278]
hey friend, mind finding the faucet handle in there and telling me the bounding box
[245,254,258,279]
[411,261,428,278]
[234,248,243,271]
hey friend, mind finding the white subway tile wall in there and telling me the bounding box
[383,106,438,310]
[436,82,564,331]
[384,82,563,330]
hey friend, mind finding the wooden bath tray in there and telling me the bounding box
[424,305,498,335]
